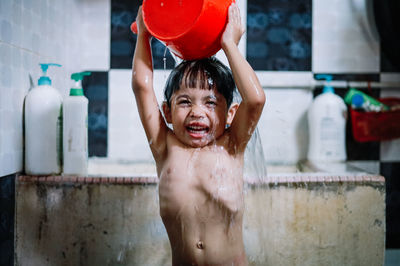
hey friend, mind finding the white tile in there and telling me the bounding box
[12,1,22,27]
[381,89,400,98]
[0,0,13,22]
[108,69,172,161]
[1,19,13,44]
[380,90,400,162]
[78,0,110,71]
[22,0,32,10]
[347,161,380,174]
[1,64,12,89]
[259,89,313,164]
[108,70,147,161]
[312,0,380,73]
[381,73,400,84]
[381,139,400,162]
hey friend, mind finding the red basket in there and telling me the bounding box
[350,98,400,142]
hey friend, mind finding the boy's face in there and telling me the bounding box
[163,86,237,148]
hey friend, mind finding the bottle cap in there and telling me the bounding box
[70,71,91,96]
[315,74,334,94]
[38,63,61,86]
[351,94,364,108]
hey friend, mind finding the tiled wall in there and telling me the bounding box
[0,0,86,176]
[0,0,111,177]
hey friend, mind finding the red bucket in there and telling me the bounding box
[131,0,235,60]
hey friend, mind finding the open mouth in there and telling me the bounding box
[186,123,209,139]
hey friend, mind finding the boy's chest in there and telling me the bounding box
[158,147,244,214]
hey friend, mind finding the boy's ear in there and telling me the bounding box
[226,103,239,126]
[162,101,172,124]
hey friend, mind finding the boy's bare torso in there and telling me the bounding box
[157,131,247,266]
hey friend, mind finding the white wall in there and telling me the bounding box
[0,0,110,176]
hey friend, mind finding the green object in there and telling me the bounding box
[344,88,389,111]
[38,63,61,86]
[70,72,91,96]
[315,74,334,93]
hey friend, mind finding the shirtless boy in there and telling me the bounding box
[132,3,265,265]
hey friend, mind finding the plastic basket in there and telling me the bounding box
[350,98,400,142]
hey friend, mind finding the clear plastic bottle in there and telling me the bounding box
[63,72,91,176]
[308,75,347,163]
[25,63,62,175]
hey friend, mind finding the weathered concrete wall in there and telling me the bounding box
[15,176,385,266]
[244,183,385,266]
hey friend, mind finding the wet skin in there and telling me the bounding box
[158,87,247,265]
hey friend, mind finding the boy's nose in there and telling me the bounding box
[190,105,205,118]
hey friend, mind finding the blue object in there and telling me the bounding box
[351,94,364,108]
[315,74,334,93]
[38,63,61,85]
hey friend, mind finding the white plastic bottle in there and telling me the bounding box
[25,63,62,175]
[63,72,91,176]
[307,75,347,163]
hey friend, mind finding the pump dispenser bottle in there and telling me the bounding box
[307,75,347,163]
[63,72,91,176]
[25,63,63,175]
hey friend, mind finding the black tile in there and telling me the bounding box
[246,0,312,71]
[110,0,175,69]
[0,174,15,266]
[373,1,400,72]
[82,72,108,157]
[381,47,400,73]
[313,87,381,160]
[381,162,400,248]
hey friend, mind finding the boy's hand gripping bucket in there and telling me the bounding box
[131,0,235,60]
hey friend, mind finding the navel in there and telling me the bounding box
[196,240,204,249]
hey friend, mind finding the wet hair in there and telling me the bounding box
[164,57,236,108]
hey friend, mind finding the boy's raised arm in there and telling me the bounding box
[222,4,266,152]
[132,7,168,162]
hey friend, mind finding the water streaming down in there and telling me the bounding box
[243,127,267,184]
[163,45,183,71]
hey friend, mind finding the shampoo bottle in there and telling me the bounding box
[307,75,347,163]
[63,72,91,176]
[25,63,62,175]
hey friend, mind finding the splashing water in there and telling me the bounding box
[244,127,267,184]
[163,46,183,70]
[163,46,168,70]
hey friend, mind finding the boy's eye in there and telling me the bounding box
[178,100,191,105]
[206,101,217,107]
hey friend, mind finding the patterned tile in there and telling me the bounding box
[247,0,312,71]
[82,72,109,157]
[110,0,175,69]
